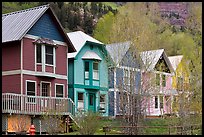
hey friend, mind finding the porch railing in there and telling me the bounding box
[2,93,76,116]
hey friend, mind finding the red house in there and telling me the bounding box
[2,4,76,134]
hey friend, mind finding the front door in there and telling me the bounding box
[41,82,50,109]
[88,93,96,112]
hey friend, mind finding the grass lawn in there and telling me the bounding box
[64,116,202,135]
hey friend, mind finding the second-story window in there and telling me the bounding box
[93,62,99,80]
[85,62,89,79]
[45,46,53,65]
[36,44,54,65]
[37,44,42,63]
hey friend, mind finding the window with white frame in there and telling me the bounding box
[37,44,42,63]
[56,84,63,98]
[45,46,53,65]
[99,94,106,110]
[36,44,54,65]
[26,81,36,103]
[93,62,99,80]
[77,92,84,110]
[124,69,130,86]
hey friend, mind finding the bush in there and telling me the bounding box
[74,111,101,135]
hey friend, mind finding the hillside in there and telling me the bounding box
[2,2,123,36]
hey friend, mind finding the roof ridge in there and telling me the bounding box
[2,4,49,17]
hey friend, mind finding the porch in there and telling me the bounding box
[2,93,75,116]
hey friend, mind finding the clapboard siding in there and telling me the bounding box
[2,42,21,71]
[27,12,65,42]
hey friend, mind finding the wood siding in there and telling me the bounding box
[55,44,67,75]
[23,38,35,71]
[2,42,21,71]
[27,12,65,42]
[2,74,21,94]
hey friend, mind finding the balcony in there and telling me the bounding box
[2,93,75,116]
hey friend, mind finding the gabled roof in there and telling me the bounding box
[106,41,131,65]
[168,55,183,71]
[2,4,76,52]
[67,31,104,58]
[140,49,174,72]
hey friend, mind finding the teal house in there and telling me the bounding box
[67,31,110,116]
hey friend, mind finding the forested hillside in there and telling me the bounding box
[2,2,122,36]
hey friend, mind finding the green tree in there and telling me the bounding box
[93,11,115,43]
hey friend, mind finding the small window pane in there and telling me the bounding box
[45,46,53,65]
[85,62,89,79]
[37,45,41,63]
[27,82,35,91]
[27,81,36,103]
[93,70,99,80]
[46,46,53,54]
[93,62,98,70]
[85,62,89,71]
[78,93,83,100]
[56,85,63,97]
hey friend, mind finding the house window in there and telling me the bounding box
[56,85,63,98]
[93,62,99,80]
[130,70,136,88]
[99,94,106,110]
[159,96,163,109]
[162,75,166,87]
[37,44,42,63]
[85,62,89,79]
[36,45,54,65]
[45,46,53,65]
[26,81,36,103]
[155,96,158,108]
[42,83,50,97]
[124,69,130,85]
[156,74,160,86]
[78,93,84,110]
[119,92,128,112]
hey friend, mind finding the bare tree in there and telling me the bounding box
[41,109,64,135]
